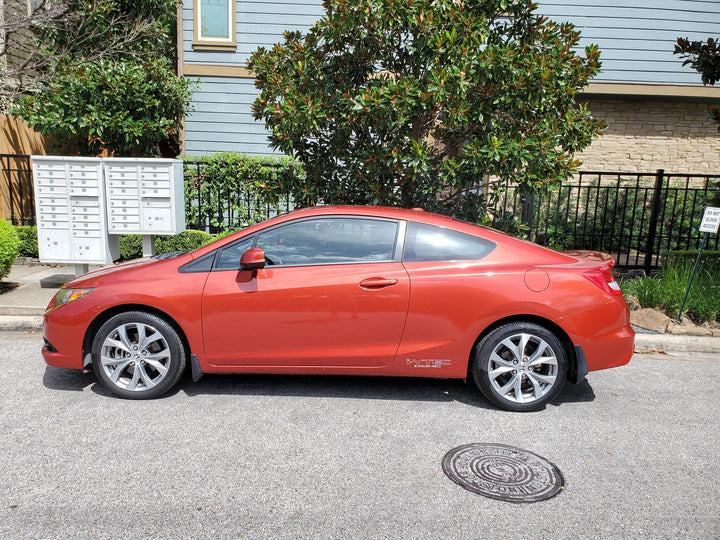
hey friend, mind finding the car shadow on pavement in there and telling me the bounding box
[43,365,96,392]
[42,367,596,408]
[178,373,500,409]
[551,379,596,406]
[42,366,186,400]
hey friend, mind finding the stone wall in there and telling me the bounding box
[576,99,720,175]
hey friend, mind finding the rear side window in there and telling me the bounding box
[403,222,495,262]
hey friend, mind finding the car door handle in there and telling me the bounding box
[359,277,398,289]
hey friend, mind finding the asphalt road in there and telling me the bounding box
[1,331,719,539]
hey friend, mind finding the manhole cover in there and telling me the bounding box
[442,443,564,503]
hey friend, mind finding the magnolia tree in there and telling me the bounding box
[5,0,193,157]
[675,37,720,129]
[249,0,604,215]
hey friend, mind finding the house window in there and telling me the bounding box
[193,0,237,50]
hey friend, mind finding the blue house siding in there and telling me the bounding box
[184,76,277,156]
[181,0,720,156]
[540,0,720,85]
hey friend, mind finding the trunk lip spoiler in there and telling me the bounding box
[563,250,616,269]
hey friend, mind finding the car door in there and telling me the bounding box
[396,221,498,371]
[201,216,410,367]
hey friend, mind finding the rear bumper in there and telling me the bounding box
[558,300,635,373]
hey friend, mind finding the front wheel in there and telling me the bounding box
[471,322,567,412]
[91,311,186,399]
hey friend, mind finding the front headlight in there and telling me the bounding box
[46,287,95,313]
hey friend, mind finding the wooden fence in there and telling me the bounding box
[0,116,46,222]
[0,115,47,155]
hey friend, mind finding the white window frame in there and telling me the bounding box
[193,0,237,50]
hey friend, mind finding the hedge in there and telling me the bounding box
[0,220,21,280]
[14,225,39,258]
[119,229,215,260]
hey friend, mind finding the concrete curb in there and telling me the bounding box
[634,333,720,355]
[0,315,43,332]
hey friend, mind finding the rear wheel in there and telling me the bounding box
[91,311,186,399]
[472,322,566,412]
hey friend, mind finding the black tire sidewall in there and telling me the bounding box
[92,311,186,399]
[472,322,567,412]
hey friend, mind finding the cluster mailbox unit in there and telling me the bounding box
[32,156,185,273]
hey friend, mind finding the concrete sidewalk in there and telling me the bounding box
[0,262,79,331]
[1,262,719,355]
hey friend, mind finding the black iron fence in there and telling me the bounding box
[494,170,720,272]
[183,159,295,232]
[4,154,718,271]
[0,154,34,225]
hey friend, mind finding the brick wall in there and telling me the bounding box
[577,100,720,174]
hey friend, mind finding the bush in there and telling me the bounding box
[0,220,21,280]
[154,230,214,253]
[119,235,144,260]
[14,56,194,157]
[119,229,215,260]
[14,225,39,258]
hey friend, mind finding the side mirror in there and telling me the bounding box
[240,247,266,271]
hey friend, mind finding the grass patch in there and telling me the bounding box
[621,260,720,324]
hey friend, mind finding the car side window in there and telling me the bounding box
[215,237,255,270]
[257,217,398,266]
[403,222,496,262]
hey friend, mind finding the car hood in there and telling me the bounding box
[65,255,187,288]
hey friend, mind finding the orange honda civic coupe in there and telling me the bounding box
[42,206,634,411]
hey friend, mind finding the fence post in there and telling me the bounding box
[644,169,665,274]
[520,193,535,229]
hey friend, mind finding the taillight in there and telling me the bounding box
[583,268,622,296]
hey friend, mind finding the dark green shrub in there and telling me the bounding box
[119,235,143,260]
[0,220,21,279]
[212,229,241,242]
[119,230,214,261]
[14,225,38,258]
[154,230,213,253]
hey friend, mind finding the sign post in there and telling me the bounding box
[677,207,720,320]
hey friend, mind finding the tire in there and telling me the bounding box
[471,322,567,412]
[91,311,186,399]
